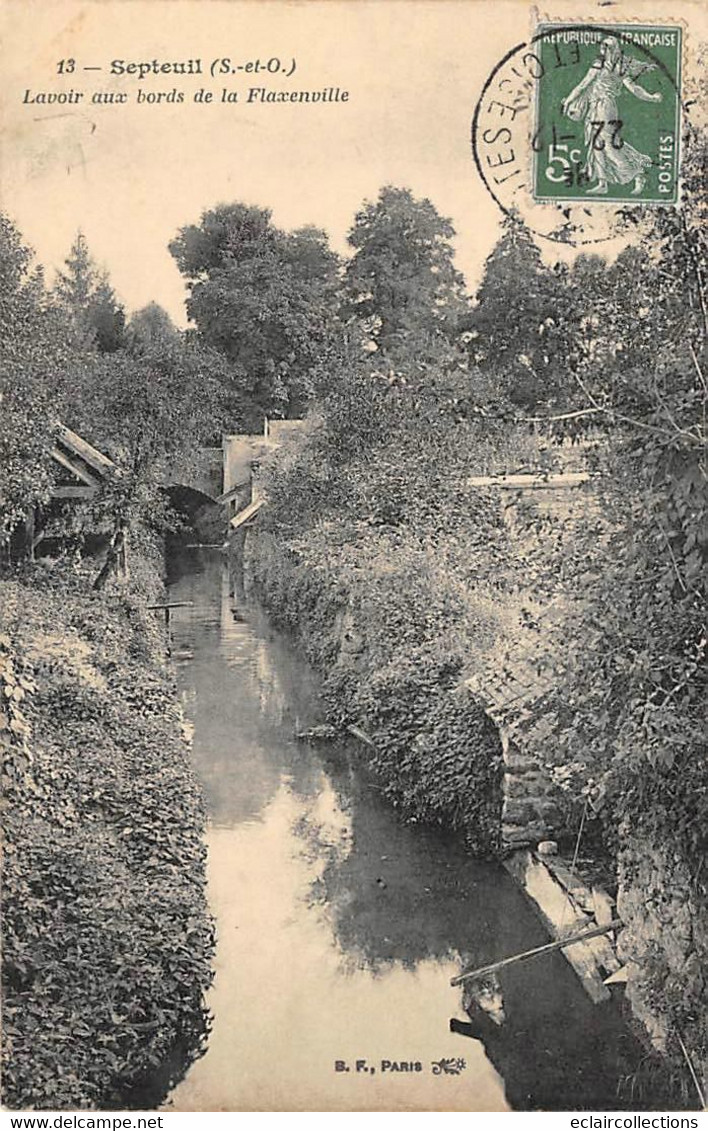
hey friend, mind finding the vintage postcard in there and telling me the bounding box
[1,0,707,1117]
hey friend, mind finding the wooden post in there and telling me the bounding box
[24,510,36,562]
[146,601,194,631]
[118,530,128,581]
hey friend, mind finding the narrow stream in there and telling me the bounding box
[164,546,677,1113]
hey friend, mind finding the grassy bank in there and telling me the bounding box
[1,552,214,1110]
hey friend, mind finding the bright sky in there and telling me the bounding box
[1,0,703,325]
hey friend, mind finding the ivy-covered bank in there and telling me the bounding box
[245,508,506,858]
[1,553,214,1110]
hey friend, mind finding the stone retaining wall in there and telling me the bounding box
[500,734,562,849]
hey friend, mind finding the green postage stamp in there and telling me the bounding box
[533,25,682,204]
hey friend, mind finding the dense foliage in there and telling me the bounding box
[0,218,73,542]
[245,147,707,1083]
[53,232,126,353]
[169,204,343,424]
[1,555,214,1109]
[519,133,708,1067]
[2,142,706,1097]
[245,191,520,854]
[0,220,237,583]
[513,131,708,857]
[0,220,223,1107]
[465,215,570,412]
[248,521,506,856]
[343,186,468,365]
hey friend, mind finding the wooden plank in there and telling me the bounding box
[56,423,119,478]
[560,940,613,1003]
[50,446,101,488]
[451,920,623,986]
[543,856,598,912]
[604,963,632,985]
[504,851,614,1002]
[540,858,621,977]
[505,851,590,935]
[230,497,265,529]
[216,481,250,505]
[584,932,622,978]
[466,472,595,490]
[146,602,194,610]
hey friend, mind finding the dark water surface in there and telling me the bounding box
[164,546,678,1112]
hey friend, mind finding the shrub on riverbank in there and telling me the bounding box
[1,555,214,1110]
[246,441,510,855]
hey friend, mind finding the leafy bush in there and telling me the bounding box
[1,561,214,1110]
[247,497,506,857]
[352,648,503,854]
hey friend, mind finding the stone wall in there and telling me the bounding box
[500,734,562,850]
[617,832,708,1096]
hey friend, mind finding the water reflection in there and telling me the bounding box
[294,751,524,973]
[163,546,684,1112]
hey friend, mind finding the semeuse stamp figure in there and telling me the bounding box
[561,35,663,196]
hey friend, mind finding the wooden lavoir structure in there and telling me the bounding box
[13,423,120,560]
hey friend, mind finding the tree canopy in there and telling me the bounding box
[53,232,126,353]
[467,214,570,412]
[0,217,72,541]
[169,204,343,423]
[125,302,180,354]
[343,186,468,368]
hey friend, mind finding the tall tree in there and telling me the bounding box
[169,204,342,422]
[0,216,71,541]
[469,214,569,411]
[54,231,96,316]
[125,303,180,354]
[67,333,231,587]
[343,186,468,367]
[86,272,126,354]
[53,232,125,353]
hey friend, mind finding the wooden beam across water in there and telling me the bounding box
[450,919,623,987]
[146,602,194,610]
[146,601,194,628]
